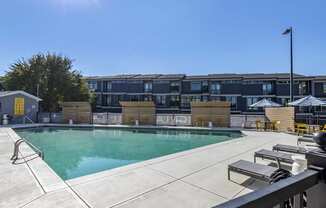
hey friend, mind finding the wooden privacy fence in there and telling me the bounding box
[120,101,156,125]
[191,101,231,127]
[265,107,295,132]
[61,102,91,124]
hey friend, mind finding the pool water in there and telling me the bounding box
[16,127,241,180]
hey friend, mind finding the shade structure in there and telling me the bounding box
[250,98,281,108]
[288,95,326,107]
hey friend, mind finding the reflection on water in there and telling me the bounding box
[16,127,241,180]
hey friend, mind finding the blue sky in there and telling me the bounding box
[0,0,325,76]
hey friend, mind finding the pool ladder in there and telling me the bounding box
[11,139,44,164]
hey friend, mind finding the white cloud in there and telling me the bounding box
[49,0,100,9]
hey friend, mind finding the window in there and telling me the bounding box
[299,81,308,95]
[103,81,112,92]
[323,83,326,94]
[170,81,180,93]
[102,95,112,106]
[170,95,180,107]
[96,94,101,105]
[262,82,273,95]
[87,80,97,91]
[130,95,141,101]
[281,98,290,105]
[156,95,166,105]
[191,82,201,91]
[246,97,259,109]
[202,81,209,93]
[96,81,102,91]
[144,82,152,92]
[202,95,209,102]
[181,96,201,108]
[210,96,221,101]
[210,82,221,94]
[112,95,124,106]
[225,96,237,110]
[144,95,152,101]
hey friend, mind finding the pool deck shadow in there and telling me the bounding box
[0,125,298,208]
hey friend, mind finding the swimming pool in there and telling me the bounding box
[16,127,242,180]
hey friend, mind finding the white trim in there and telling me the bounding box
[0,91,42,101]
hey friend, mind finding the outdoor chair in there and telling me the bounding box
[297,136,314,145]
[294,123,309,135]
[321,124,326,133]
[255,120,264,131]
[254,149,294,164]
[272,144,308,154]
[228,159,291,184]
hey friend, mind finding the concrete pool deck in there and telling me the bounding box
[0,125,299,208]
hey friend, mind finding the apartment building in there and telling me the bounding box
[85,73,326,113]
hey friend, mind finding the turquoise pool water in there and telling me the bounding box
[16,127,241,180]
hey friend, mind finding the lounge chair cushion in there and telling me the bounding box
[272,144,307,154]
[228,160,278,182]
[255,149,294,164]
[297,136,314,144]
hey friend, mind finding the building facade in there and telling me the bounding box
[0,91,41,124]
[85,73,326,113]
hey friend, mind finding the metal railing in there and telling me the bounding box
[23,115,34,124]
[11,138,44,163]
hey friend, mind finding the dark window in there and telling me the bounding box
[87,80,97,91]
[210,82,221,94]
[96,94,101,105]
[170,81,180,93]
[246,97,259,109]
[202,95,209,102]
[210,96,221,101]
[191,82,201,91]
[225,96,237,110]
[181,95,201,108]
[299,81,308,95]
[103,81,112,92]
[130,95,141,101]
[281,98,289,105]
[323,83,326,94]
[202,81,209,93]
[170,95,180,107]
[96,81,102,92]
[144,95,152,101]
[262,82,273,95]
[156,95,166,105]
[144,82,152,92]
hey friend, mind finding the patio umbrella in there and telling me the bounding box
[288,95,326,124]
[288,95,326,107]
[250,98,281,108]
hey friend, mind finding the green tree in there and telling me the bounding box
[3,53,90,111]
